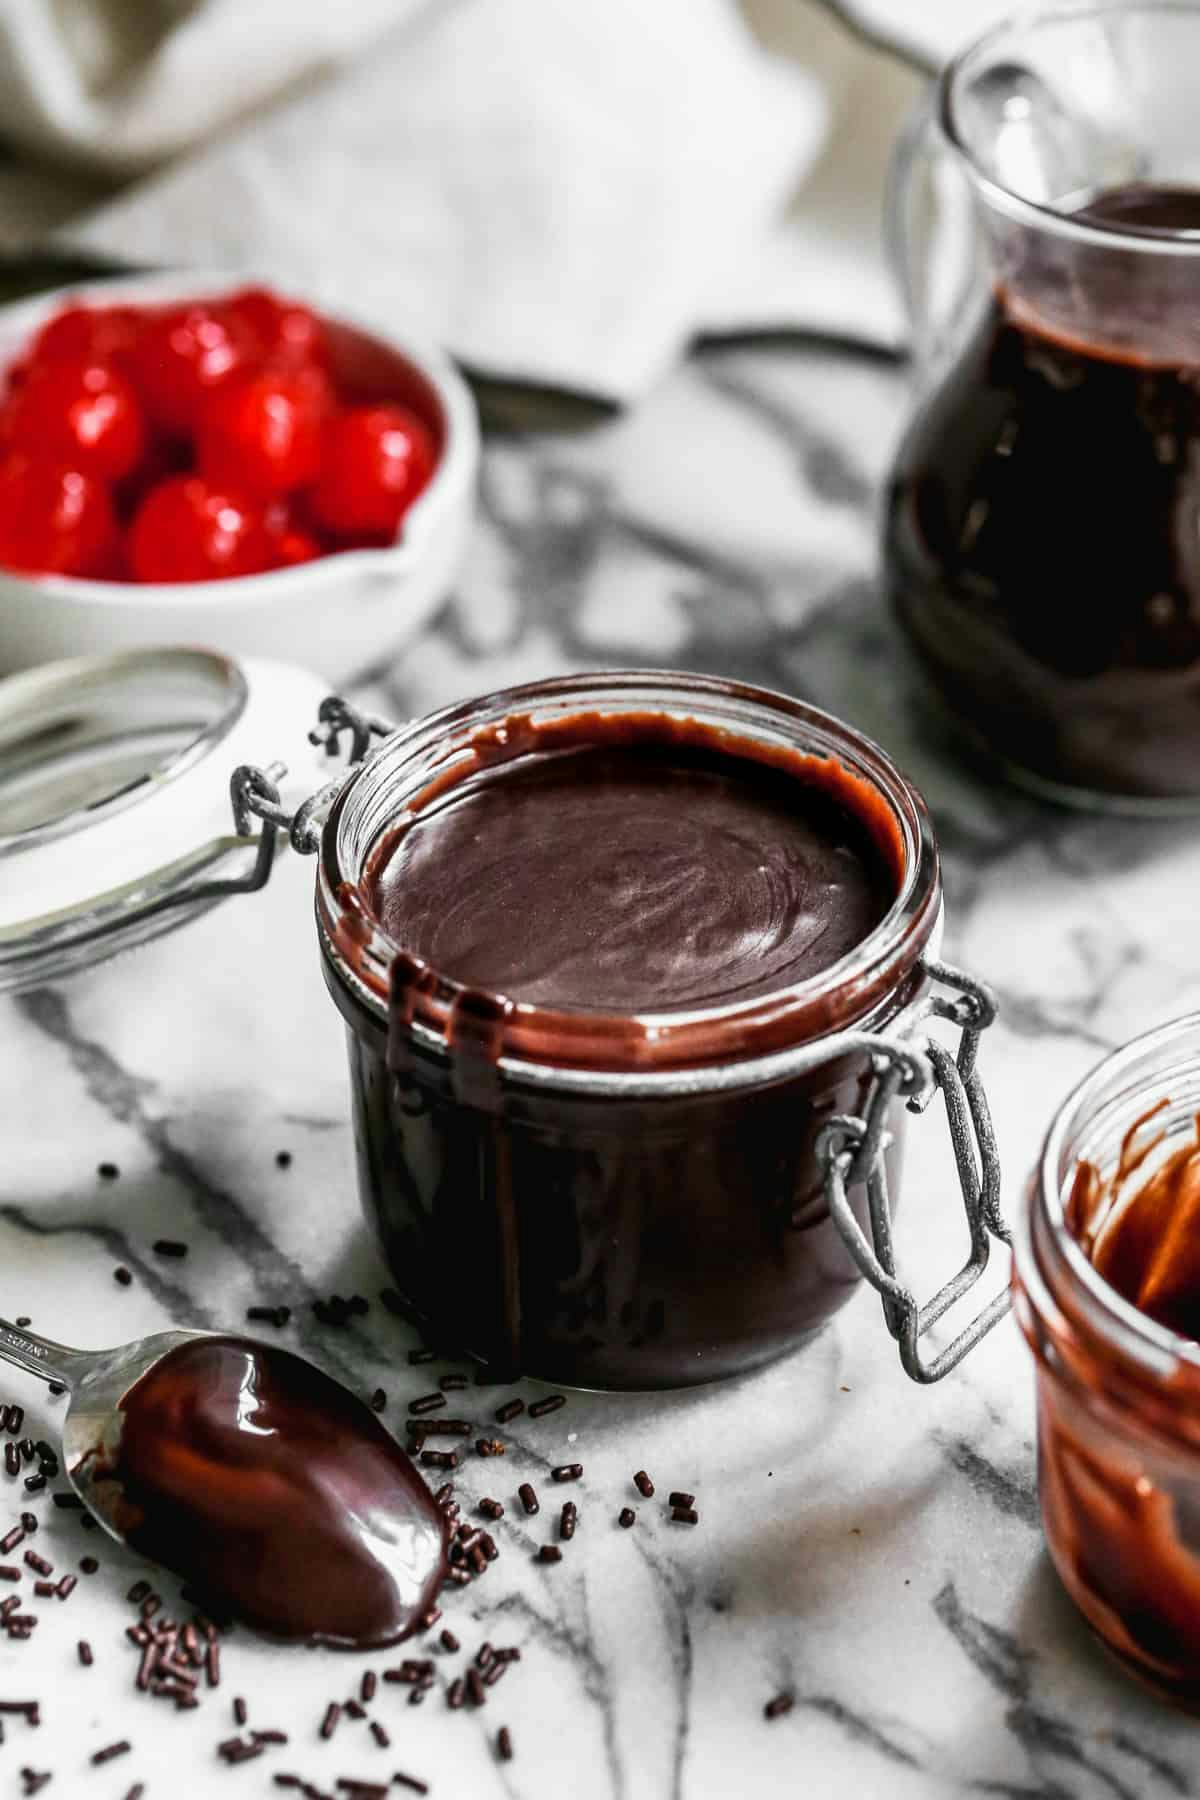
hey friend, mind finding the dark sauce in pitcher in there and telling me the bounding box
[886,183,1200,801]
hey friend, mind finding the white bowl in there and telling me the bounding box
[0,272,479,686]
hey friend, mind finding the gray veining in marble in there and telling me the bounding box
[3,334,1199,1797]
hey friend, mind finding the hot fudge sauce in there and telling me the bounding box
[365,729,895,1017]
[92,1336,448,1647]
[887,183,1200,802]
[1068,1100,1200,1340]
[1021,1103,1200,1701]
[320,686,937,1390]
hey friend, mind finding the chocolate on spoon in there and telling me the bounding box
[0,1318,449,1648]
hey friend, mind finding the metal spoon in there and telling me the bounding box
[0,1314,204,1538]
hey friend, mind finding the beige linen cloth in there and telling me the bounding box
[0,0,1008,401]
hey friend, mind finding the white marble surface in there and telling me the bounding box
[4,337,1200,1799]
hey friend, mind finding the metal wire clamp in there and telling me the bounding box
[816,958,1012,1383]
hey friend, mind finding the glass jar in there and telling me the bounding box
[1014,1014,1200,1705]
[316,670,973,1390]
[884,3,1200,809]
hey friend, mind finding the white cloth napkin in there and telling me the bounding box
[0,0,1010,402]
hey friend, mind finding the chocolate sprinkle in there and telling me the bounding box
[97,1163,119,1180]
[536,1545,562,1565]
[79,1558,98,1575]
[494,1399,524,1425]
[408,1393,447,1416]
[320,1702,341,1740]
[440,1630,459,1653]
[528,1394,566,1418]
[113,1267,133,1286]
[247,1306,290,1328]
[91,1741,131,1764]
[369,1390,387,1413]
[152,1240,188,1259]
[234,1697,247,1726]
[275,1151,292,1169]
[78,1639,93,1666]
[552,1464,582,1483]
[419,1450,458,1470]
[361,1671,376,1704]
[633,1471,654,1497]
[51,1494,82,1510]
[478,1498,503,1520]
[0,1530,19,1555]
[370,1721,390,1748]
[764,1692,795,1720]
[671,1506,699,1524]
[497,1726,513,1762]
[668,1491,696,1509]
[518,1483,538,1516]
[560,1502,578,1541]
[392,1776,429,1796]
[619,1508,636,1529]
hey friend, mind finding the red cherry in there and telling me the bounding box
[0,455,116,576]
[31,303,140,367]
[197,367,331,497]
[261,497,322,568]
[3,358,145,482]
[224,287,327,368]
[128,476,272,583]
[309,404,436,538]
[128,304,255,436]
[273,526,321,567]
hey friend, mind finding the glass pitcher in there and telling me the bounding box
[884,1,1200,811]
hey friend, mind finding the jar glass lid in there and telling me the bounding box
[0,647,333,992]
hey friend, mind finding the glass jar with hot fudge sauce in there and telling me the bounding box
[884,4,1200,808]
[313,671,1009,1391]
[1015,1015,1200,1704]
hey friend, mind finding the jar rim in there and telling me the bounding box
[1021,1011,1200,1386]
[941,0,1200,258]
[316,670,942,1080]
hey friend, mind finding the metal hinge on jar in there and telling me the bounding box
[181,696,392,907]
[816,960,1012,1383]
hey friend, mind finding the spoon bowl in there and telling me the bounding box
[0,1314,451,1648]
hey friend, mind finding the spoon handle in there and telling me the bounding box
[0,1319,91,1389]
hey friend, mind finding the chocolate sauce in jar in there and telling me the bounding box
[321,694,936,1391]
[886,182,1200,802]
[1026,1104,1200,1699]
[96,1337,448,1648]
[365,735,894,1017]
